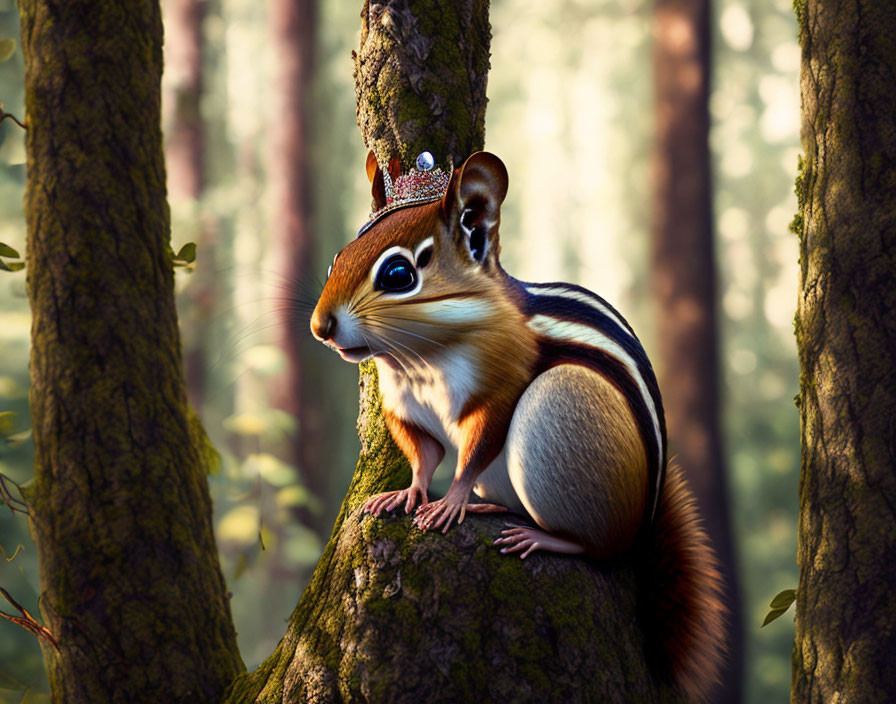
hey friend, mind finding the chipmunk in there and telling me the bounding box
[310,150,725,701]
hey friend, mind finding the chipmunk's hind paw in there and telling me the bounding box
[494,525,585,559]
[464,502,508,514]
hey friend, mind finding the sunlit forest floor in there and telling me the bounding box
[0,0,800,701]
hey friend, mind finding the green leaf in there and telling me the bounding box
[232,553,249,581]
[222,412,267,437]
[248,453,297,487]
[761,607,790,627]
[0,411,15,436]
[0,242,20,258]
[175,242,196,263]
[0,39,15,63]
[259,522,275,551]
[769,588,797,609]
[276,485,323,514]
[217,505,260,545]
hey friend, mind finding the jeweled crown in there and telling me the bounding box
[371,150,452,220]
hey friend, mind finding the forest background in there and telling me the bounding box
[0,0,800,702]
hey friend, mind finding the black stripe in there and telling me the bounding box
[524,280,638,337]
[510,277,668,520]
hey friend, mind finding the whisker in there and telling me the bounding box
[365,315,446,349]
[364,321,431,370]
[350,287,384,315]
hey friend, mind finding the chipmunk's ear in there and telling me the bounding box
[443,152,508,265]
[366,150,387,212]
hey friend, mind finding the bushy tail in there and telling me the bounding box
[641,462,726,702]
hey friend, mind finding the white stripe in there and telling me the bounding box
[525,285,634,339]
[527,314,664,508]
[414,237,434,261]
[413,298,493,324]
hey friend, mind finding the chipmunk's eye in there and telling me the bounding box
[416,245,433,268]
[375,254,417,293]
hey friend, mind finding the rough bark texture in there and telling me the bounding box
[791,1,896,701]
[353,0,491,170]
[650,2,743,701]
[223,366,683,703]
[19,1,244,701]
[269,0,325,533]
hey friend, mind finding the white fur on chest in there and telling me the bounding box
[375,345,479,448]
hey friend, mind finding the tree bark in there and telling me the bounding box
[650,2,743,701]
[353,0,491,170]
[791,1,896,701]
[19,1,243,701]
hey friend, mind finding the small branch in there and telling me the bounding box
[0,108,26,129]
[0,544,23,562]
[0,586,60,651]
[0,472,29,516]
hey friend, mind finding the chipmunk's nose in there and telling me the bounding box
[310,311,337,341]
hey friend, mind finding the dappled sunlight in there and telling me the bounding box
[0,0,802,699]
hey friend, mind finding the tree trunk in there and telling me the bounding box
[268,0,325,533]
[650,2,743,701]
[224,1,689,700]
[791,1,896,701]
[19,1,243,701]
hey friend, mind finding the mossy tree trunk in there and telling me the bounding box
[791,1,896,701]
[650,1,743,701]
[19,1,243,701]
[224,1,685,701]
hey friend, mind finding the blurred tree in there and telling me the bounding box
[268,0,326,535]
[650,1,743,700]
[791,1,896,700]
[163,0,214,411]
[18,0,243,700]
[164,0,205,202]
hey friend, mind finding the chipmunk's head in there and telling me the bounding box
[310,150,509,365]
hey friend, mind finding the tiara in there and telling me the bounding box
[359,152,452,237]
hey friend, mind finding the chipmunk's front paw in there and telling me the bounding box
[413,485,471,533]
[364,486,428,517]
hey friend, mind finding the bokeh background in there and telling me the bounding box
[0,0,800,701]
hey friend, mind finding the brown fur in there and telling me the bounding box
[506,364,649,559]
[382,409,445,484]
[642,462,726,702]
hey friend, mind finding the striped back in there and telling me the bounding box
[511,277,668,521]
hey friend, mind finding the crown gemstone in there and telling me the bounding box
[362,150,453,230]
[416,151,435,171]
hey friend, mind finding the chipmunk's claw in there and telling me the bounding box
[364,487,428,516]
[493,525,585,559]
